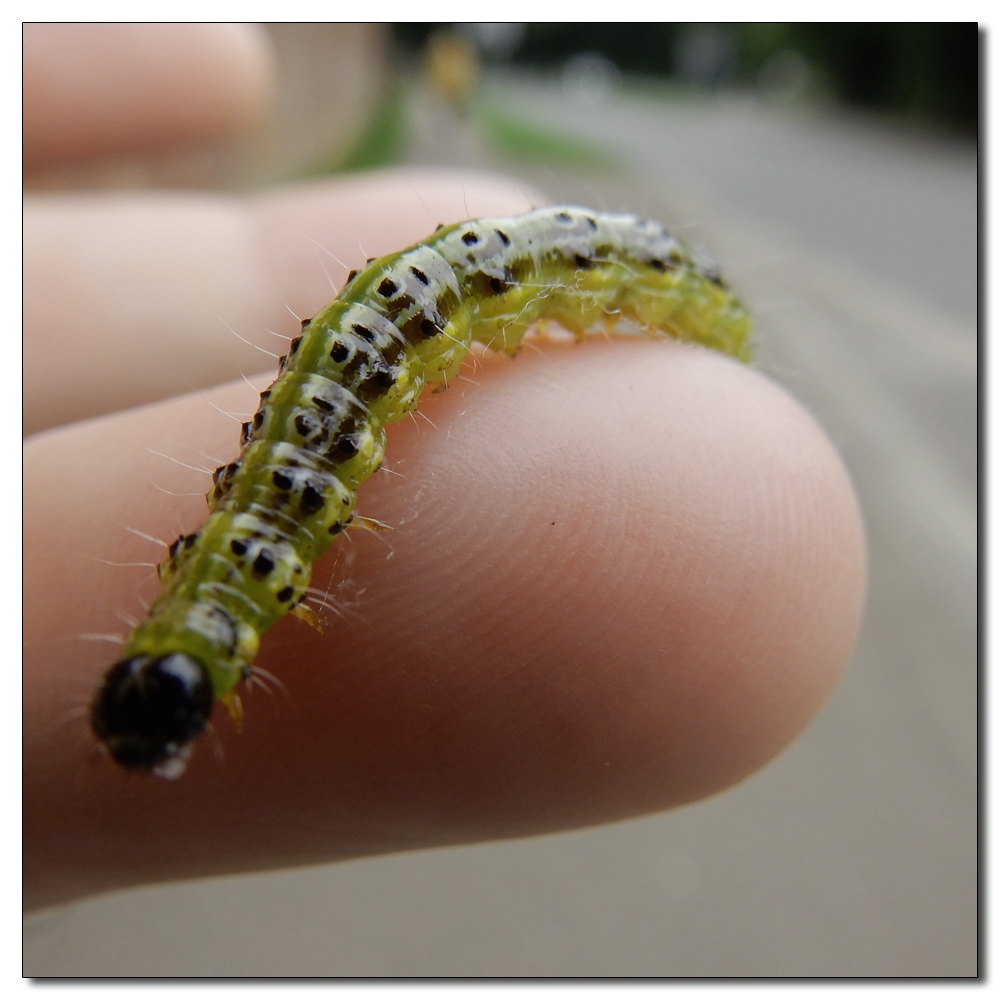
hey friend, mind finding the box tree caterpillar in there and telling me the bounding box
[90,205,751,777]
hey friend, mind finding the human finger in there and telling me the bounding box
[23,168,541,434]
[23,338,866,908]
[23,23,273,169]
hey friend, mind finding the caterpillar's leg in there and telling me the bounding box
[289,602,324,634]
[346,515,395,532]
[219,691,244,734]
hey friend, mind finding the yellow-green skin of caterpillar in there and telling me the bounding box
[122,206,751,703]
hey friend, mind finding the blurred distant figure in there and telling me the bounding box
[424,30,480,111]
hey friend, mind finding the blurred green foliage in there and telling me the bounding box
[739,23,978,129]
[505,23,683,76]
[477,101,617,168]
[336,84,407,173]
[393,23,979,132]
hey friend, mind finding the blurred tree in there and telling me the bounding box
[393,22,978,132]
[514,23,681,75]
[787,23,979,130]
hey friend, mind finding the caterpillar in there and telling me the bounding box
[90,204,751,778]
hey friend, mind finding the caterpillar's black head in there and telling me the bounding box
[91,652,214,777]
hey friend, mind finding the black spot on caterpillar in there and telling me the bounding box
[90,205,751,777]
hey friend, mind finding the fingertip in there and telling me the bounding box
[290,338,866,821]
[23,23,274,168]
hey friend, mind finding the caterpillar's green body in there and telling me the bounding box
[91,205,751,776]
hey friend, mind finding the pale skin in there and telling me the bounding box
[23,25,867,911]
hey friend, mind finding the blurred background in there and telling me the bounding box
[25,22,978,975]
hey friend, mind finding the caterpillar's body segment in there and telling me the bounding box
[90,205,751,777]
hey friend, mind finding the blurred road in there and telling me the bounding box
[25,76,977,976]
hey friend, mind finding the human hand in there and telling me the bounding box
[23,24,866,911]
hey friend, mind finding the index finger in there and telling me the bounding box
[23,336,866,909]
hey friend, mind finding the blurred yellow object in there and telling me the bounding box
[425,30,480,107]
